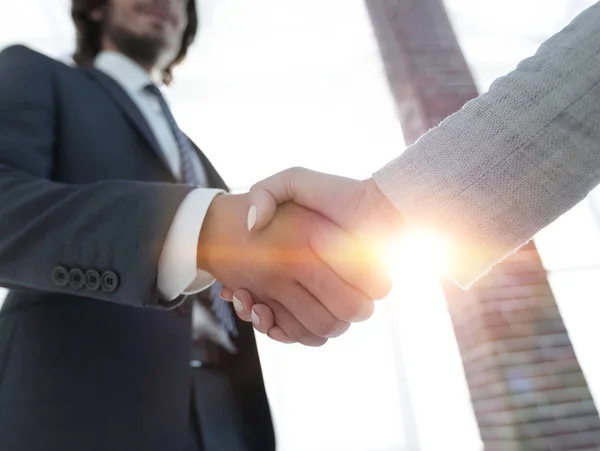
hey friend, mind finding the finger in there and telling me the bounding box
[247,187,277,231]
[298,254,374,323]
[267,326,295,344]
[309,222,393,301]
[231,293,299,345]
[220,286,234,302]
[248,167,357,231]
[250,304,275,335]
[247,303,297,344]
[262,299,327,347]
[230,289,256,322]
[232,288,335,344]
[269,281,350,339]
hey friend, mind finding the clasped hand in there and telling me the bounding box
[199,168,402,346]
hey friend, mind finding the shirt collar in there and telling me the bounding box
[93,51,161,94]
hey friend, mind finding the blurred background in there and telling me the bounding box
[1,0,600,450]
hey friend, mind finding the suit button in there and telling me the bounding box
[85,270,101,291]
[52,266,69,287]
[68,268,85,290]
[101,271,120,292]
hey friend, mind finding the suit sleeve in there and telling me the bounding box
[373,2,600,287]
[0,45,193,309]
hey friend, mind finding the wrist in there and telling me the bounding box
[363,178,403,226]
[197,193,250,274]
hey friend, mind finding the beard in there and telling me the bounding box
[101,0,173,69]
[105,21,164,68]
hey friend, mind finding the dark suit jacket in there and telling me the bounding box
[0,45,274,451]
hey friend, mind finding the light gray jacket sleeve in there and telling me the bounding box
[373,2,600,287]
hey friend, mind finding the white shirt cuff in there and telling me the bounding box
[157,188,225,301]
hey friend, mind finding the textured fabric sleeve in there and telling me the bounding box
[0,45,193,309]
[372,2,600,287]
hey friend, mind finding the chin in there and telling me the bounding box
[129,24,166,45]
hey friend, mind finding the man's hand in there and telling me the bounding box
[220,168,404,344]
[198,192,392,346]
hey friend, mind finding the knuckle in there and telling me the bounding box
[380,279,394,299]
[325,320,351,338]
[315,317,349,338]
[286,166,305,177]
[312,316,336,338]
[342,297,374,323]
[280,318,325,346]
[362,301,375,321]
[371,275,393,300]
[281,321,310,343]
[248,178,266,194]
[300,335,328,347]
[334,300,358,322]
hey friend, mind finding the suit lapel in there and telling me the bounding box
[188,139,229,192]
[84,68,172,172]
[85,68,228,191]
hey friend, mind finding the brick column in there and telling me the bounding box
[364,1,600,449]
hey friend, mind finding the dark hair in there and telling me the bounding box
[71,0,198,85]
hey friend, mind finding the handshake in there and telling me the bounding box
[197,168,404,346]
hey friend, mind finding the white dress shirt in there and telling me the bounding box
[94,52,232,349]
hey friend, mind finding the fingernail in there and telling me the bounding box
[251,309,261,326]
[247,205,257,231]
[233,295,243,313]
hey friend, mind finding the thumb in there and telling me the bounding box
[247,181,278,231]
[247,167,327,231]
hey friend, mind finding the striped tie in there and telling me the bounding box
[145,84,238,336]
